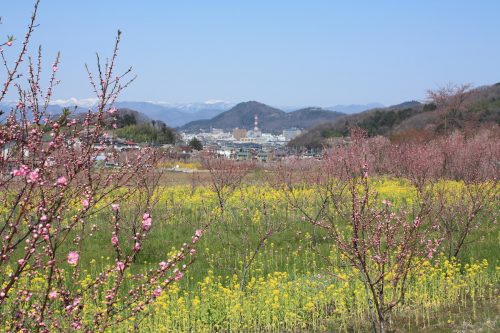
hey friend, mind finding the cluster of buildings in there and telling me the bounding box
[94,136,140,152]
[182,116,302,145]
[1,115,325,178]
[178,115,307,162]
[81,115,310,164]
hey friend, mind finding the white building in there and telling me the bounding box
[283,128,302,141]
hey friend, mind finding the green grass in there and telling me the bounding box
[2,179,499,332]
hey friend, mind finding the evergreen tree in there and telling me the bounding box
[189,137,203,150]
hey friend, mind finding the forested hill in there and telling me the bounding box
[289,83,500,148]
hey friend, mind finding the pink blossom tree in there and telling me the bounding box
[278,129,444,333]
[0,2,204,331]
[427,83,474,134]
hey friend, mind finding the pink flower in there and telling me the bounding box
[159,261,168,271]
[17,259,25,266]
[12,165,29,177]
[112,203,120,211]
[116,261,125,272]
[381,199,392,206]
[189,249,196,256]
[192,229,203,244]
[82,199,90,209]
[108,107,117,115]
[71,322,81,330]
[40,215,48,222]
[48,291,58,299]
[6,41,12,47]
[362,164,369,178]
[142,213,152,231]
[153,287,162,297]
[23,293,32,302]
[133,242,141,252]
[174,271,184,281]
[67,251,79,265]
[111,234,119,246]
[52,65,58,72]
[56,176,67,186]
[27,169,40,183]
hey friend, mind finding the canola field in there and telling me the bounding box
[2,178,498,332]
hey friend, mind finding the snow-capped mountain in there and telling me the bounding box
[152,100,235,114]
[1,98,384,127]
[326,103,385,114]
[0,99,235,127]
[113,101,234,126]
[51,98,99,108]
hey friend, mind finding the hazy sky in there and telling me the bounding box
[2,0,500,106]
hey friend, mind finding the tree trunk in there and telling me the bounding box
[378,316,386,333]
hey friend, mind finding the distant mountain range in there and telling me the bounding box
[0,100,232,127]
[0,100,380,127]
[113,101,232,127]
[179,101,345,133]
[325,103,385,114]
[3,84,498,146]
[278,103,384,114]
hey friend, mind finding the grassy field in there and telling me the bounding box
[1,172,497,331]
[56,174,498,332]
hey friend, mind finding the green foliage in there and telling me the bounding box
[320,129,342,138]
[114,122,176,144]
[359,108,419,136]
[289,107,423,148]
[189,137,203,150]
[423,103,437,112]
[469,98,500,124]
[116,113,137,128]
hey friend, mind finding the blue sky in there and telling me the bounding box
[2,0,500,107]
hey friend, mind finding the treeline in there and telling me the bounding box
[114,122,177,144]
[355,107,427,136]
[320,107,424,138]
[290,82,500,149]
[289,104,428,149]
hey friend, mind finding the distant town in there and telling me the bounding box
[180,115,304,161]
[91,113,349,166]
[104,121,311,166]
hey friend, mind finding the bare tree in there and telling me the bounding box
[427,83,474,134]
